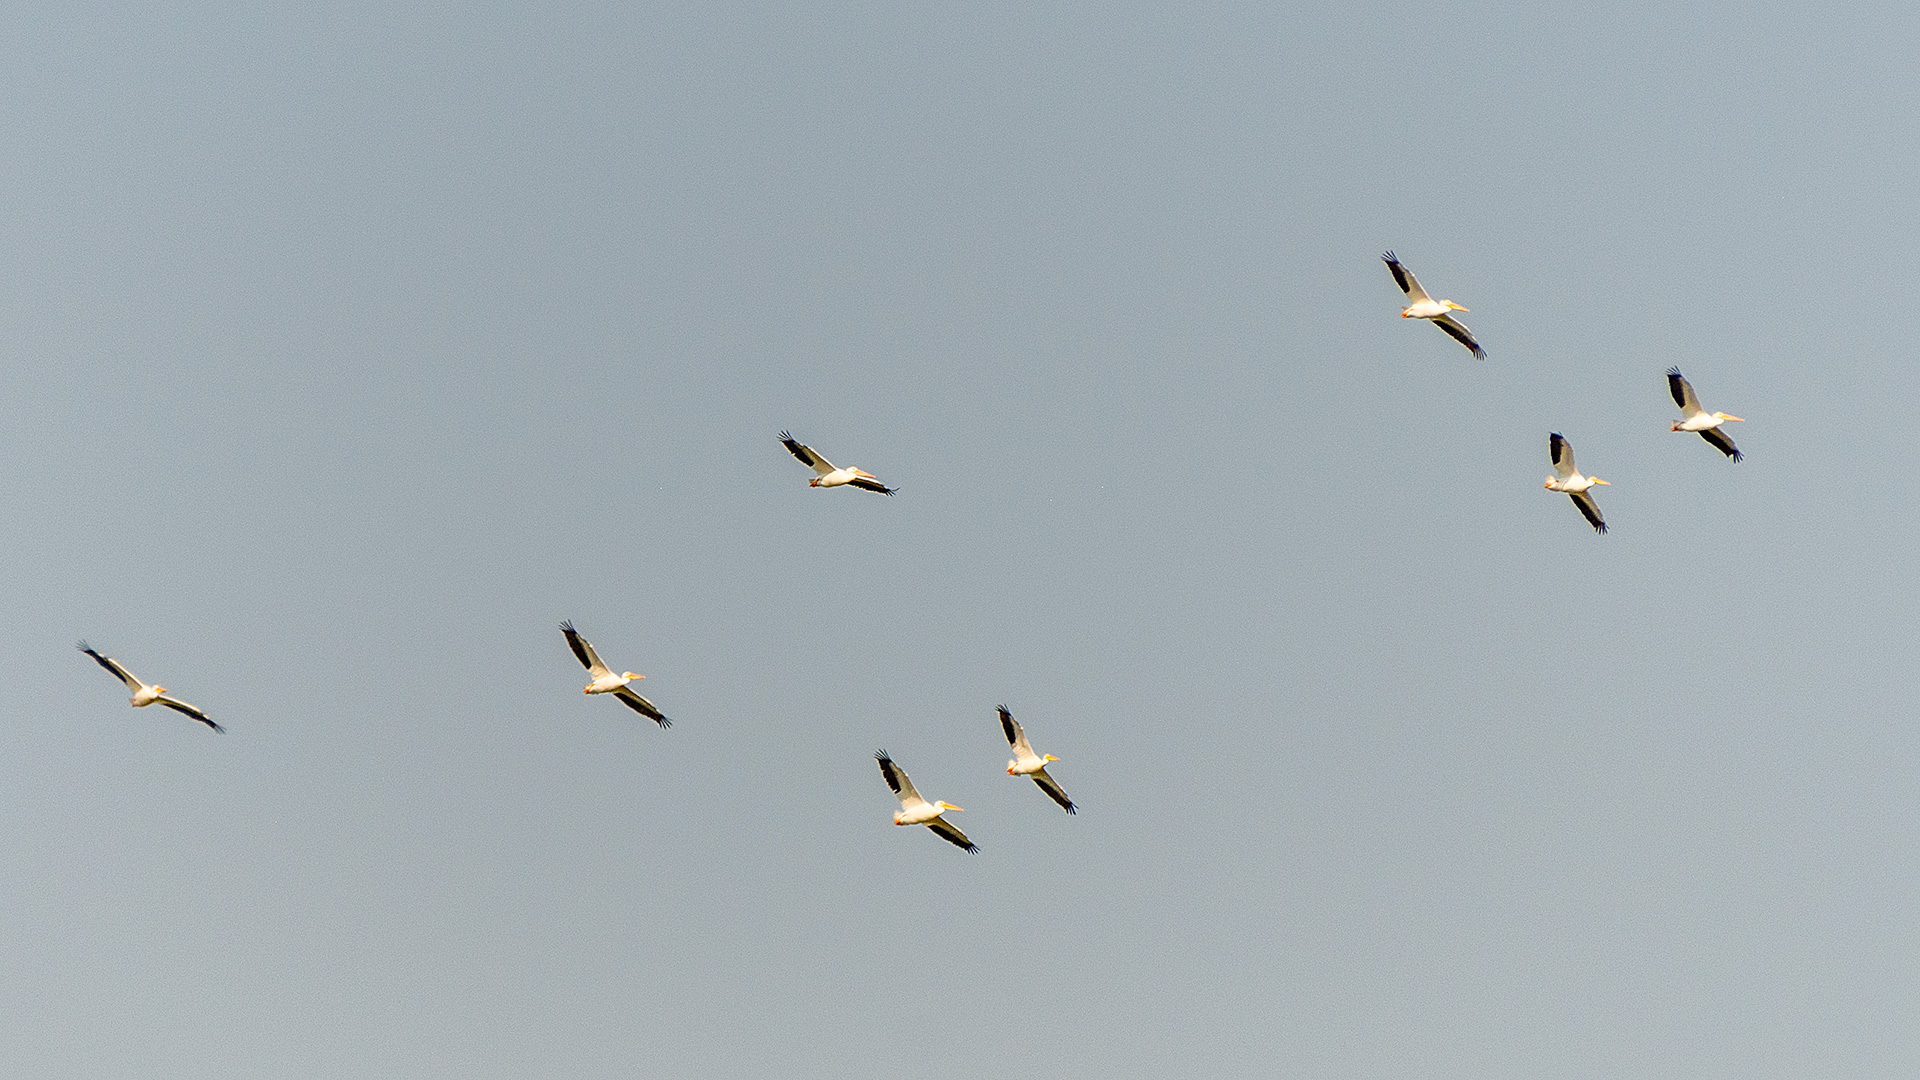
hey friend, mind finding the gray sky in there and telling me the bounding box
[3,1,1918,1076]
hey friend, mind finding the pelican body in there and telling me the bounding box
[77,642,224,733]
[779,432,896,495]
[1382,251,1486,359]
[1545,433,1609,534]
[998,705,1075,814]
[561,621,672,728]
[875,750,977,852]
[1666,367,1744,461]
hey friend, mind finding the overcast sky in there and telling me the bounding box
[3,2,1919,1077]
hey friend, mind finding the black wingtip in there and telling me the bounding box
[778,430,793,442]
[657,716,673,729]
[1666,366,1682,377]
[874,749,889,763]
[76,640,91,653]
[559,620,575,634]
[1381,250,1396,263]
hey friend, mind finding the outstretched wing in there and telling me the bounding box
[926,816,979,853]
[998,705,1035,757]
[1381,251,1430,303]
[1569,491,1607,534]
[1549,433,1576,479]
[1432,314,1486,359]
[780,431,836,477]
[848,477,896,496]
[77,642,142,691]
[613,686,672,728]
[1030,768,1077,815]
[157,696,224,733]
[560,621,609,677]
[1699,427,1743,462]
[875,750,923,806]
[1667,367,1702,414]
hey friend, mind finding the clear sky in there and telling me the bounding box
[3,1,1918,1077]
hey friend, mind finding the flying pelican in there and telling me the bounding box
[1545,433,1609,534]
[1382,251,1486,359]
[76,642,224,733]
[998,705,1075,814]
[875,750,977,853]
[1667,367,1744,462]
[561,621,672,728]
[779,432,896,495]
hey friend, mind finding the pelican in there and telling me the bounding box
[561,621,672,728]
[76,642,224,733]
[875,750,977,853]
[998,705,1075,814]
[779,431,896,495]
[1545,433,1609,534]
[1667,367,1744,462]
[1382,251,1486,359]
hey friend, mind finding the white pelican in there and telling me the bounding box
[1382,251,1485,359]
[561,621,672,728]
[875,750,977,853]
[1667,367,1744,462]
[779,431,896,495]
[77,642,224,733]
[1545,433,1609,534]
[998,705,1075,814]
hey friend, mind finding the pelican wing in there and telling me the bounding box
[77,642,142,691]
[1432,314,1486,360]
[1549,433,1578,481]
[926,816,980,854]
[998,705,1035,757]
[1699,426,1743,462]
[1030,768,1077,815]
[779,431,836,477]
[156,695,224,733]
[613,686,672,728]
[1569,491,1607,534]
[875,750,924,807]
[1667,367,1703,416]
[848,477,896,496]
[560,621,610,677]
[1381,252,1430,303]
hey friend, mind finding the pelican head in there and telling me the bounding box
[1715,413,1745,422]
[1444,300,1468,311]
[853,468,875,478]
[1590,477,1609,486]
[153,686,167,694]
[938,801,964,812]
[623,672,643,680]
[1044,754,1058,761]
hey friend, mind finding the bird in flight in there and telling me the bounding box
[875,750,976,852]
[77,641,224,733]
[561,621,672,728]
[1382,251,1486,359]
[998,705,1075,814]
[779,432,896,495]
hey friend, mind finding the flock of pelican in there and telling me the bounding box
[74,430,1068,856]
[1385,252,1746,534]
[70,256,1745,856]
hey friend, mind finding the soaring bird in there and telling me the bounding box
[1545,433,1609,534]
[998,705,1075,814]
[779,432,896,495]
[561,621,672,728]
[875,750,976,853]
[1382,251,1486,359]
[76,642,224,733]
[1667,367,1744,462]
